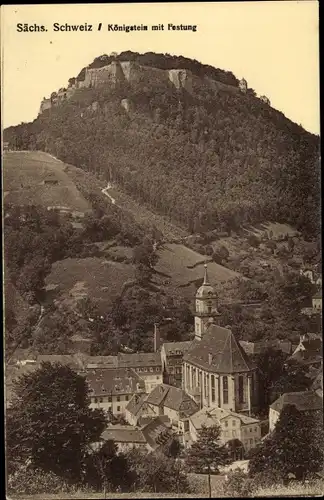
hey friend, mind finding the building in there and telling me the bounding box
[269,391,323,432]
[86,367,146,415]
[125,393,153,426]
[289,334,322,370]
[312,291,322,311]
[189,407,261,458]
[300,267,322,286]
[4,141,9,151]
[143,383,199,443]
[183,317,257,414]
[118,352,163,392]
[161,341,191,387]
[95,416,173,454]
[239,339,292,356]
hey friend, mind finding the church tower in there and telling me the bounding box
[194,264,221,341]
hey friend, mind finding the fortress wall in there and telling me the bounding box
[168,69,193,93]
[84,61,125,88]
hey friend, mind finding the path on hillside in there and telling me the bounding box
[101,182,119,207]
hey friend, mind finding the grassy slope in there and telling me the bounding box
[3,151,91,212]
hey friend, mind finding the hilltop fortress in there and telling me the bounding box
[39,59,270,115]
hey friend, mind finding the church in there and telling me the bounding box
[163,264,258,415]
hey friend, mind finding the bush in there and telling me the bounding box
[7,465,69,495]
[223,469,255,497]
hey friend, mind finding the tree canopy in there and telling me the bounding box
[6,362,107,482]
[248,405,324,482]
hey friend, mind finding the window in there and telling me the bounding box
[99,398,103,403]
[156,376,160,379]
[117,396,120,402]
[125,395,129,401]
[223,376,228,404]
[254,427,258,432]
[211,375,216,402]
[250,428,252,433]
[224,431,228,437]
[184,420,189,432]
[94,398,98,403]
[224,420,228,428]
[250,439,253,445]
[117,406,120,412]
[232,430,237,437]
[144,368,147,372]
[150,367,153,372]
[108,396,112,402]
[232,420,236,426]
[238,375,244,404]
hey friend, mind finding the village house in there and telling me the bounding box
[239,339,292,356]
[189,406,261,458]
[312,290,322,311]
[131,383,200,445]
[288,333,322,371]
[93,416,173,454]
[161,341,191,388]
[125,393,153,426]
[86,367,146,415]
[300,267,322,287]
[269,390,323,432]
[118,352,163,392]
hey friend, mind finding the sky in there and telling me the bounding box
[1,1,320,135]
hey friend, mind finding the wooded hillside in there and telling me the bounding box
[4,52,320,238]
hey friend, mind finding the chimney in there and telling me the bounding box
[208,353,213,365]
[154,323,160,352]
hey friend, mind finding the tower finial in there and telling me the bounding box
[203,262,210,285]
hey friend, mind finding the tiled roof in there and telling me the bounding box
[290,339,322,364]
[270,391,323,413]
[101,417,172,449]
[85,367,145,396]
[125,393,148,416]
[118,352,162,368]
[102,426,146,444]
[184,325,255,373]
[146,384,199,418]
[141,417,173,450]
[162,341,192,356]
[86,356,118,369]
[190,406,260,430]
[240,339,292,356]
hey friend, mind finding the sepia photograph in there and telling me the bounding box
[2,1,322,498]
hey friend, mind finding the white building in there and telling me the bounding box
[189,406,261,458]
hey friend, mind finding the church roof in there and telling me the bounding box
[184,324,255,374]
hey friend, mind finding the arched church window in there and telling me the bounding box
[223,376,229,404]
[238,376,244,404]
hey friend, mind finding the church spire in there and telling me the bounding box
[203,263,210,285]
